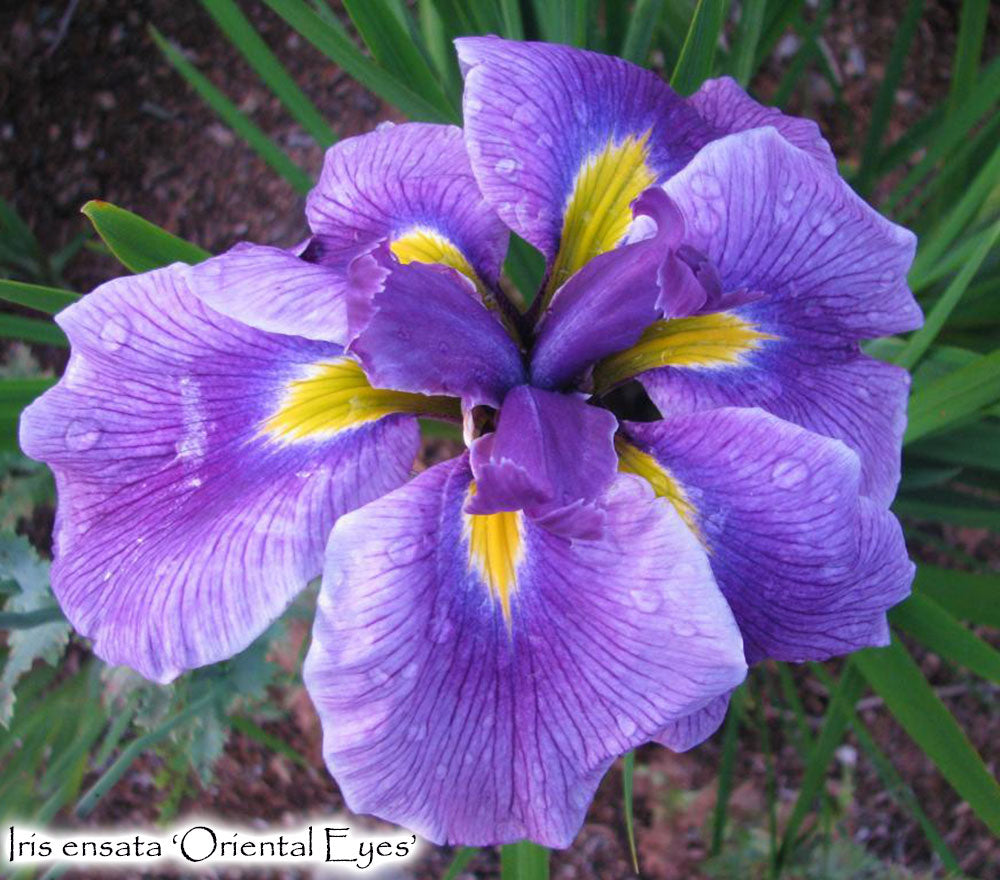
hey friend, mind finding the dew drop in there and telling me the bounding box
[536,132,554,149]
[771,457,809,489]
[434,763,448,780]
[672,562,699,582]
[387,535,424,566]
[780,184,796,204]
[406,720,427,741]
[65,418,102,451]
[817,218,836,236]
[494,157,519,178]
[402,661,419,679]
[99,314,131,352]
[370,668,390,686]
[512,104,536,124]
[671,620,697,638]
[629,588,661,613]
[429,612,455,644]
[375,120,395,132]
[616,715,637,737]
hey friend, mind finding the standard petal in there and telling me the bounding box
[456,37,709,291]
[688,77,836,170]
[306,122,508,286]
[468,385,618,538]
[530,188,707,389]
[19,266,422,683]
[304,459,745,847]
[622,408,914,665]
[346,245,526,408]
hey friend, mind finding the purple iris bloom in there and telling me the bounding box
[20,38,921,848]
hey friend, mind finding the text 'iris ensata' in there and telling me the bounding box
[21,37,922,848]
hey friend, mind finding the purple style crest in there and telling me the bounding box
[20,36,921,847]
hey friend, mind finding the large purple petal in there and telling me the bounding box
[659,127,921,341]
[688,77,836,170]
[304,459,745,847]
[456,37,708,268]
[19,266,419,683]
[468,385,618,538]
[640,343,911,506]
[623,408,914,665]
[346,246,526,408]
[186,242,361,345]
[306,122,508,286]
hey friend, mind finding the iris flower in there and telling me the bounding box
[21,38,921,847]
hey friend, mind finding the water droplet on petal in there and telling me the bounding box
[387,536,423,565]
[771,457,809,489]
[434,763,447,780]
[629,588,661,613]
[99,315,131,352]
[536,132,554,149]
[817,218,836,236]
[370,668,390,686]
[671,620,697,637]
[402,661,419,679]
[494,157,519,178]
[65,418,102,451]
[512,104,536,124]
[429,612,454,644]
[617,715,637,737]
[780,184,797,204]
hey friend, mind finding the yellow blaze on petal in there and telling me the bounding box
[615,437,704,546]
[261,357,459,443]
[465,483,524,628]
[545,130,657,302]
[594,312,778,392]
[390,227,478,284]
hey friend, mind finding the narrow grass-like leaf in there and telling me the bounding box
[0,280,79,316]
[895,487,1000,530]
[263,0,458,123]
[772,0,834,109]
[904,348,1000,443]
[710,684,744,855]
[500,841,550,879]
[228,715,310,767]
[0,314,66,347]
[621,0,666,65]
[497,0,525,39]
[911,221,999,293]
[670,0,726,95]
[0,606,65,629]
[442,847,478,880]
[622,751,639,873]
[853,638,1000,835]
[531,0,588,46]
[81,200,210,273]
[200,0,337,147]
[811,664,960,872]
[730,0,766,86]
[150,26,314,194]
[914,565,1000,629]
[343,0,457,119]
[897,218,1000,369]
[0,197,37,254]
[854,0,924,195]
[418,0,462,104]
[75,690,218,818]
[945,0,989,122]
[909,421,1000,472]
[890,592,1000,684]
[776,663,866,870]
[883,55,1000,210]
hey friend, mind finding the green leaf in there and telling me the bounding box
[904,348,1000,443]
[81,200,210,273]
[897,217,1000,369]
[909,420,1000,472]
[622,751,639,872]
[0,314,66,348]
[913,565,1000,628]
[343,0,457,119]
[670,0,726,96]
[200,0,337,147]
[0,378,56,453]
[621,0,666,64]
[945,0,990,123]
[0,533,71,727]
[150,26,314,194]
[729,0,766,86]
[442,846,478,880]
[500,841,550,880]
[776,664,866,870]
[530,0,589,46]
[0,279,80,316]
[891,592,1000,684]
[811,664,960,873]
[711,684,744,855]
[263,0,459,123]
[895,486,1000,530]
[853,637,1000,835]
[853,0,924,196]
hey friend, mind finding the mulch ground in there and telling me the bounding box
[1,1,998,878]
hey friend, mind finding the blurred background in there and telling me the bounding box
[1,1,999,878]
